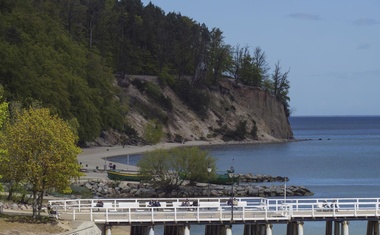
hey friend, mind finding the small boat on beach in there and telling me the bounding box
[209,172,240,185]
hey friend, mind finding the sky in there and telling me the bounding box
[140,0,380,116]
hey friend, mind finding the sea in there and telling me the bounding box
[109,116,380,234]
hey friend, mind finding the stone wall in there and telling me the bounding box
[74,178,313,199]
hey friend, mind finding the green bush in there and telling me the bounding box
[218,120,248,141]
[250,122,258,140]
[173,79,210,118]
[158,67,176,87]
[143,120,164,144]
[132,79,173,111]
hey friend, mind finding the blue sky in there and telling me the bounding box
[141,0,380,116]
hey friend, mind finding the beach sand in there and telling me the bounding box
[77,140,225,177]
[77,139,283,179]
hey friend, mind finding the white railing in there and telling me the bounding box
[48,197,380,223]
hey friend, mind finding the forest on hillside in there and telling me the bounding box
[0,0,291,145]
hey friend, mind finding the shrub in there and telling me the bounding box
[143,120,164,144]
[173,79,210,118]
[250,122,258,140]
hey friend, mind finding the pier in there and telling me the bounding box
[49,197,380,235]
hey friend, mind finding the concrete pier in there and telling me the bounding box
[205,224,231,235]
[325,221,349,235]
[367,221,380,235]
[105,224,112,235]
[131,225,153,235]
[243,224,268,235]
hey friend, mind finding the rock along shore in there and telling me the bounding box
[75,141,313,199]
[73,176,313,199]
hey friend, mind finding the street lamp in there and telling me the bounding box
[207,163,212,197]
[228,165,235,222]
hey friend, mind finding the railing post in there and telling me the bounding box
[106,208,109,222]
[355,204,357,217]
[174,208,177,222]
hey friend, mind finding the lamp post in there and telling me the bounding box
[228,165,235,222]
[207,163,212,197]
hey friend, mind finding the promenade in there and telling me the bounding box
[49,197,380,235]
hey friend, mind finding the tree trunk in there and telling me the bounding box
[7,188,13,201]
[32,191,38,219]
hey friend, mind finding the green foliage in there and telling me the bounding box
[134,99,169,124]
[0,90,8,192]
[250,122,258,140]
[143,120,164,144]
[170,147,217,185]
[0,2,123,144]
[0,107,82,218]
[158,67,176,87]
[234,120,248,139]
[123,123,138,137]
[137,147,216,191]
[267,61,291,117]
[68,183,93,199]
[131,79,173,111]
[0,0,291,145]
[217,120,249,141]
[137,149,178,191]
[145,82,173,111]
[173,79,210,118]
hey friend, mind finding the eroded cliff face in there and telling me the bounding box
[121,76,293,144]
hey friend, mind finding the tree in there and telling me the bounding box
[239,50,262,87]
[252,47,270,88]
[228,44,248,83]
[143,119,164,144]
[137,147,216,191]
[170,147,216,185]
[191,23,210,85]
[0,89,8,192]
[207,28,232,84]
[137,148,181,191]
[269,61,291,116]
[0,108,81,218]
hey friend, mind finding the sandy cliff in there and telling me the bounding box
[97,76,293,145]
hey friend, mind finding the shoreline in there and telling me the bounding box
[78,139,292,175]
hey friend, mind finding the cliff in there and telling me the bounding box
[96,76,293,145]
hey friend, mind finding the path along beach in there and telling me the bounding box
[77,139,284,179]
[78,140,223,178]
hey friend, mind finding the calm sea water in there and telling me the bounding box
[111,116,380,234]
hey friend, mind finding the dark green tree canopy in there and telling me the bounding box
[0,0,292,145]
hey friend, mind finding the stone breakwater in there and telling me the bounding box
[75,179,313,199]
[238,173,289,183]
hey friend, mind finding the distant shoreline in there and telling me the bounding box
[77,139,293,173]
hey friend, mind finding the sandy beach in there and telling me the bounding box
[77,139,284,179]
[77,140,226,176]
